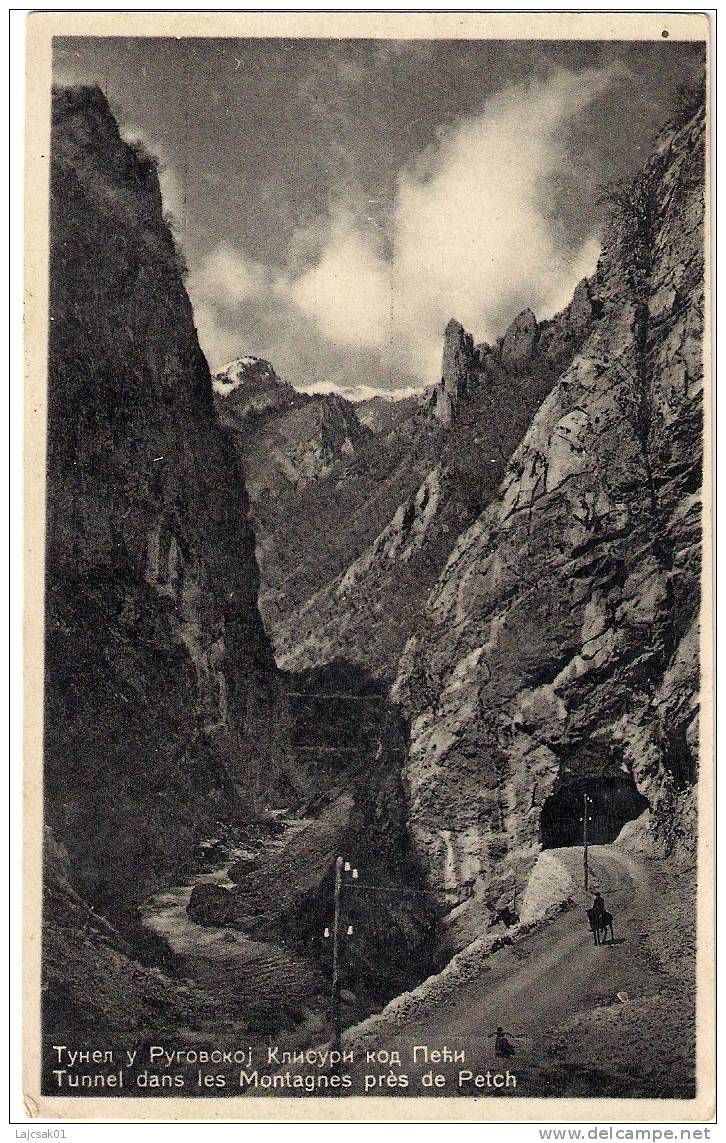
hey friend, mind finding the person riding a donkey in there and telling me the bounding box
[587,891,614,945]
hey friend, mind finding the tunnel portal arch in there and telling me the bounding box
[540,775,649,849]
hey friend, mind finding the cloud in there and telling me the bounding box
[296,380,423,403]
[189,68,614,393]
[193,243,269,310]
[187,245,274,370]
[388,68,613,377]
[288,212,392,350]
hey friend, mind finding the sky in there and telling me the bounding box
[54,37,704,399]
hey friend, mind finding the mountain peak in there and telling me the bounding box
[433,318,477,425]
[213,355,281,396]
[501,307,539,372]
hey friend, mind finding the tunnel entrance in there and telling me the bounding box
[540,775,649,849]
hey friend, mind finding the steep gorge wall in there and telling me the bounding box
[44,87,285,919]
[42,89,430,1032]
[214,357,373,509]
[394,103,705,939]
[275,281,598,681]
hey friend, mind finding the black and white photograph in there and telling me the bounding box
[21,12,713,1120]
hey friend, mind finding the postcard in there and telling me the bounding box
[21,11,713,1122]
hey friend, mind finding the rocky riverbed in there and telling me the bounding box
[138,812,334,1040]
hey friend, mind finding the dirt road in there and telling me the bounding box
[266,842,693,1099]
[339,845,665,1094]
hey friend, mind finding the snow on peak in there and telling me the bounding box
[212,377,242,396]
[212,355,276,396]
[296,381,427,404]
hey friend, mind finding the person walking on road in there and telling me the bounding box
[495,1026,515,1058]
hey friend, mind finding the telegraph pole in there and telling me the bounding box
[331,856,343,1054]
[324,857,358,1056]
[581,792,593,891]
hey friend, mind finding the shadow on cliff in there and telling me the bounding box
[541,775,649,850]
[249,658,442,1013]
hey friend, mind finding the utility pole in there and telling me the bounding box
[581,792,593,891]
[331,856,343,1054]
[324,857,358,1056]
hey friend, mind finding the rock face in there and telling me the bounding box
[500,307,538,373]
[432,286,603,429]
[355,393,424,435]
[394,102,705,941]
[213,356,301,415]
[215,360,379,631]
[275,286,599,680]
[43,91,436,1031]
[44,87,285,921]
[216,361,372,502]
[223,388,442,643]
[434,319,477,425]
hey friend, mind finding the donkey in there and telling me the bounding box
[586,906,615,946]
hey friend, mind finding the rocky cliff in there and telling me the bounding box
[44,87,285,922]
[355,393,423,435]
[43,87,435,1051]
[222,391,441,641]
[214,356,372,502]
[394,100,705,943]
[214,358,380,624]
[274,284,599,680]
